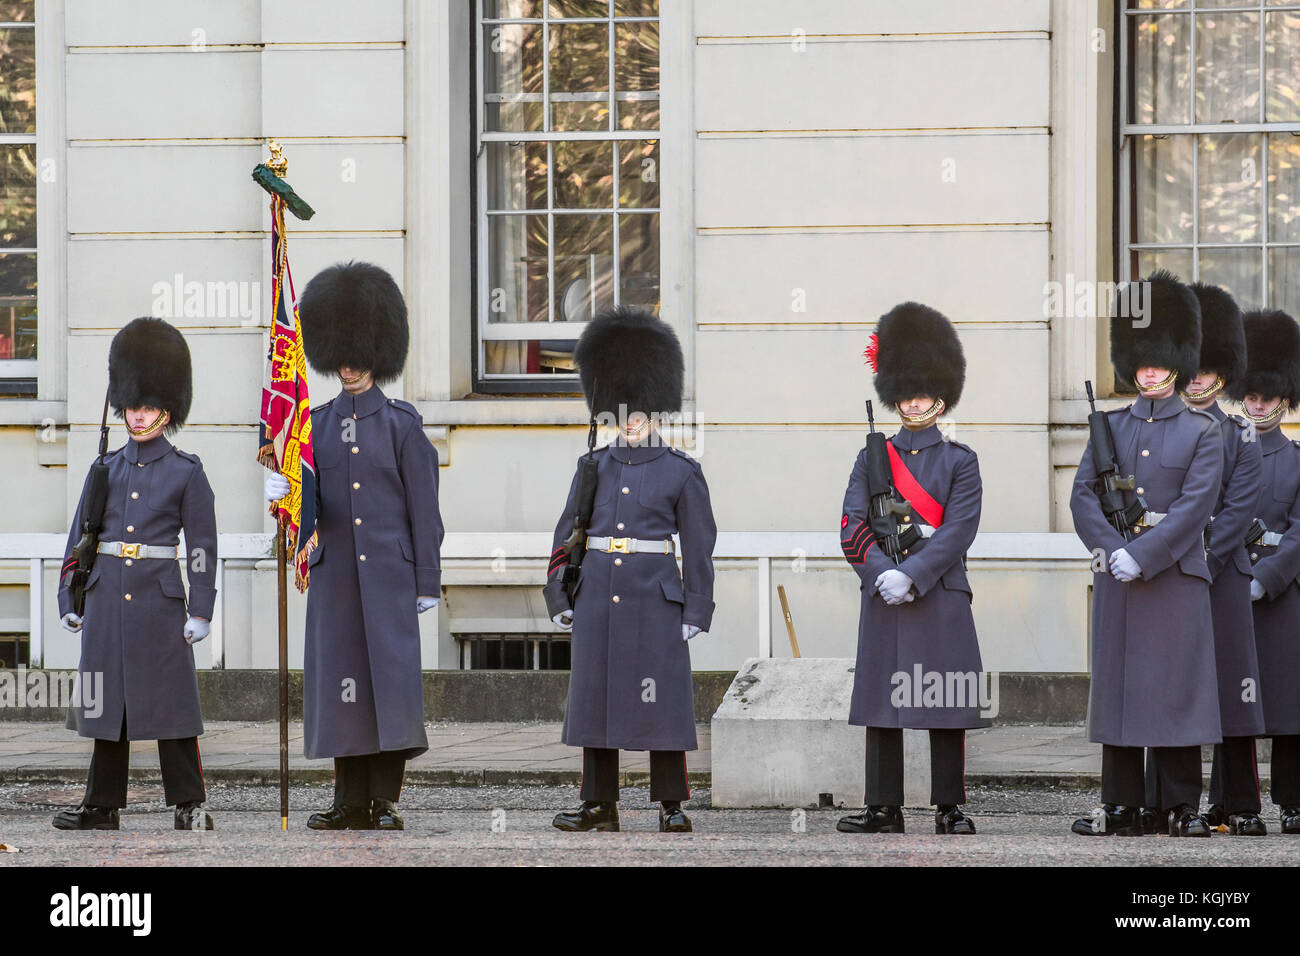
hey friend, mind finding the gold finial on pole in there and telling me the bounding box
[266,139,288,178]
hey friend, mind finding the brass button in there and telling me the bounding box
[126,525,134,533]
[137,462,143,468]
[614,558,623,566]
[351,446,359,454]
[612,595,620,604]
[1251,552,1258,560]
[1141,449,1150,457]
[902,549,909,556]
[1137,487,1144,495]
[352,482,360,490]
[131,491,139,499]
[1147,417,1154,422]
[617,522,625,531]
[124,559,133,567]
[910,449,918,455]
[359,554,367,562]
[124,593,132,601]
[903,515,911,523]
[354,518,362,525]
[621,487,630,494]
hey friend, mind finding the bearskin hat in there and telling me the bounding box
[864,302,965,412]
[107,317,192,435]
[1110,270,1201,393]
[1226,309,1300,408]
[574,305,683,416]
[1189,281,1246,388]
[298,261,408,385]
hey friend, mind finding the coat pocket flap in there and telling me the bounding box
[938,566,972,594]
[307,543,325,567]
[398,537,415,563]
[159,576,186,599]
[660,576,686,604]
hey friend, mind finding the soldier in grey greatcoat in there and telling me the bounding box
[265,262,443,831]
[544,306,717,833]
[53,317,217,832]
[835,303,985,836]
[1147,282,1266,835]
[1070,271,1222,838]
[1227,308,1300,835]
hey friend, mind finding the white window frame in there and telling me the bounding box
[473,0,662,390]
[0,8,37,382]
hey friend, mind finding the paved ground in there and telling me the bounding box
[0,783,1297,867]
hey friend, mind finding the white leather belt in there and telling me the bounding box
[586,535,675,555]
[1136,511,1167,528]
[1259,531,1284,547]
[96,541,179,560]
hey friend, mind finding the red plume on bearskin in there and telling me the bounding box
[863,332,880,372]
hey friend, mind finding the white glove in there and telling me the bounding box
[875,569,915,605]
[417,596,439,613]
[552,610,573,630]
[1250,578,1266,601]
[264,472,291,502]
[682,624,702,642]
[184,617,210,645]
[61,612,83,633]
[1109,548,1141,582]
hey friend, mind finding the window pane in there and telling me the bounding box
[553,139,613,208]
[0,1,33,22]
[1131,1,1188,8]
[619,139,659,208]
[485,141,548,211]
[1199,133,1262,244]
[1132,14,1191,125]
[484,338,576,376]
[548,1,609,18]
[1135,248,1194,281]
[1199,247,1263,310]
[483,0,541,17]
[1269,133,1300,243]
[0,26,36,135]
[619,212,659,310]
[1135,134,1193,243]
[1,143,36,249]
[549,23,609,130]
[0,251,35,360]
[486,214,549,323]
[1271,248,1300,315]
[1195,11,1260,123]
[484,23,544,131]
[614,0,658,15]
[554,214,614,321]
[1266,12,1300,122]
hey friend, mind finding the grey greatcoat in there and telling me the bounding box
[1070,392,1224,747]
[57,435,217,741]
[543,440,717,752]
[1202,402,1266,737]
[841,423,986,729]
[303,385,443,760]
[1246,425,1300,735]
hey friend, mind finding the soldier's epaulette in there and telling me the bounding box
[172,447,202,465]
[1292,439,1300,450]
[1227,413,1249,429]
[385,397,421,420]
[944,438,977,457]
[668,446,702,467]
[1187,404,1215,419]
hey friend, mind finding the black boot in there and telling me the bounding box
[1071,804,1144,836]
[174,802,214,831]
[1203,804,1226,828]
[1139,807,1161,834]
[1227,811,1267,836]
[935,804,976,834]
[552,801,619,832]
[837,805,904,833]
[1280,806,1300,835]
[52,804,120,831]
[372,799,404,831]
[307,804,373,831]
[659,800,692,833]
[1168,804,1211,837]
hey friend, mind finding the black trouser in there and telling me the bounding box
[864,727,966,807]
[1109,744,1199,810]
[1268,734,1300,807]
[1203,736,1262,814]
[579,747,689,803]
[334,752,407,807]
[85,714,205,810]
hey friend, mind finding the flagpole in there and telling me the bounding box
[277,514,289,831]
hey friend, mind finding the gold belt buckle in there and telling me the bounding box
[606,537,631,554]
[120,543,140,559]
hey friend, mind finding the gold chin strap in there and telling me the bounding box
[1136,369,1178,394]
[623,418,650,440]
[126,409,170,438]
[339,370,369,386]
[1179,375,1224,402]
[1245,398,1288,427]
[900,398,945,427]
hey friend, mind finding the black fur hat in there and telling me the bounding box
[1189,281,1246,388]
[574,305,683,416]
[107,317,192,435]
[1110,270,1201,393]
[865,302,965,411]
[1227,309,1300,408]
[298,261,408,385]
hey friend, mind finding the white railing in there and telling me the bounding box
[0,531,1094,668]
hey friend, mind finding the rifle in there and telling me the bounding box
[863,400,922,564]
[560,414,601,605]
[1084,380,1147,542]
[67,390,112,616]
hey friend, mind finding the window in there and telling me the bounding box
[1120,1,1300,316]
[0,0,35,390]
[474,0,660,392]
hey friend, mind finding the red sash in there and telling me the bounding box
[886,441,945,528]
